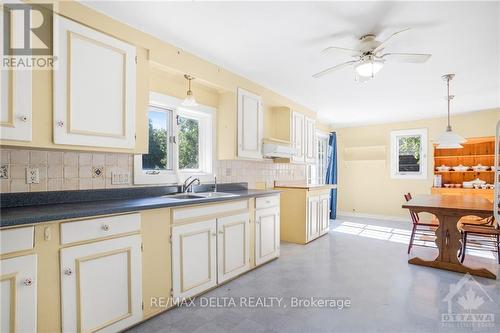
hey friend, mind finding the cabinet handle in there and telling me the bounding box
[211,232,216,237]
[101,224,110,231]
[219,230,224,235]
[56,120,64,127]
[23,277,33,286]
[64,268,73,276]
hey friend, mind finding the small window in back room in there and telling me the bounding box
[390,128,428,179]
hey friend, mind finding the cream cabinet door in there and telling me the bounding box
[0,254,37,333]
[255,207,280,266]
[0,6,32,142]
[237,88,263,159]
[53,15,136,149]
[305,117,316,163]
[217,213,250,283]
[292,111,305,163]
[172,219,217,299]
[307,195,320,242]
[319,194,330,235]
[60,235,142,333]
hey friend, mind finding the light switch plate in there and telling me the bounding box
[26,167,39,184]
[111,171,130,185]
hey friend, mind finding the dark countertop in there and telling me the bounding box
[0,189,280,228]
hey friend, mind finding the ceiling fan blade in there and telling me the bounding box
[312,61,357,78]
[373,28,411,53]
[321,46,362,55]
[381,53,431,63]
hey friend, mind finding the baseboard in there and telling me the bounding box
[336,211,408,222]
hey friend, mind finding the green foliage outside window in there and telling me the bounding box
[178,116,199,169]
[142,119,168,170]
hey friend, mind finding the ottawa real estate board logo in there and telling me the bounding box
[441,273,496,329]
[2,3,55,70]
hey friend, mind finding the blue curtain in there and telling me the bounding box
[325,132,338,219]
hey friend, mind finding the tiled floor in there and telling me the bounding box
[128,216,500,333]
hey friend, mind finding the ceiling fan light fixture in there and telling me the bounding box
[354,56,384,78]
[182,74,198,107]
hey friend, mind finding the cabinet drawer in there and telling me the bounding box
[255,195,280,209]
[60,213,140,245]
[0,226,34,255]
[172,200,248,222]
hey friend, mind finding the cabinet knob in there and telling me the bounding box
[20,115,30,122]
[219,230,224,235]
[23,277,33,286]
[101,224,110,231]
[211,232,217,237]
[64,268,73,276]
[56,120,64,127]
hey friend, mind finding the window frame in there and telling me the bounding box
[316,131,329,185]
[390,128,428,180]
[134,92,215,185]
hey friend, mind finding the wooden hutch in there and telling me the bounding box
[431,137,495,201]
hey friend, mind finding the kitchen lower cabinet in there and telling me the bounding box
[255,206,280,266]
[60,234,142,333]
[217,213,250,283]
[319,193,330,235]
[0,254,37,333]
[276,185,333,244]
[307,195,320,242]
[171,219,217,299]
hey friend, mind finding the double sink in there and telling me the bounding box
[166,192,239,200]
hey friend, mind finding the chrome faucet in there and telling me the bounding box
[183,176,201,193]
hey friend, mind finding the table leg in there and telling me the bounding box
[408,212,496,279]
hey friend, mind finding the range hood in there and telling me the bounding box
[262,143,298,159]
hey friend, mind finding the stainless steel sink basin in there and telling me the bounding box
[194,192,239,198]
[167,194,204,200]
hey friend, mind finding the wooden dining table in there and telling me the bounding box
[402,194,496,279]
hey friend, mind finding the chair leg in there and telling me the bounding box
[408,225,416,254]
[460,232,467,263]
[497,234,500,265]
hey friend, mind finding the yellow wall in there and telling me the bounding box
[1,0,331,155]
[335,108,500,218]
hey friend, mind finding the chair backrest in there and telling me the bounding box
[404,193,419,225]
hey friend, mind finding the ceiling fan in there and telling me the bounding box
[312,28,431,81]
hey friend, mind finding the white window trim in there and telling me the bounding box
[316,130,329,185]
[390,128,428,180]
[134,92,216,185]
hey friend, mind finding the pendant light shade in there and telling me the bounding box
[435,74,466,149]
[182,74,198,107]
[354,56,385,78]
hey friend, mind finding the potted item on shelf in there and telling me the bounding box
[436,165,451,172]
[470,178,487,189]
[452,164,469,172]
[472,164,489,172]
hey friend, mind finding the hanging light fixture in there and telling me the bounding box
[354,55,385,78]
[182,74,198,107]
[435,74,466,149]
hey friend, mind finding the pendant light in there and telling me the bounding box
[435,74,466,149]
[182,74,198,107]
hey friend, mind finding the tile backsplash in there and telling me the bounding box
[0,148,306,193]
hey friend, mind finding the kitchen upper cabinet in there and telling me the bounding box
[307,195,320,242]
[237,88,263,159]
[0,254,37,333]
[217,213,250,283]
[53,15,136,149]
[60,234,142,333]
[0,6,32,142]
[319,193,330,235]
[172,219,217,299]
[255,206,280,266]
[305,117,317,163]
[292,111,305,163]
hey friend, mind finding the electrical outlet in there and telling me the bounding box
[111,171,130,185]
[26,167,40,184]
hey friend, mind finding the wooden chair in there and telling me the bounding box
[404,193,439,254]
[459,217,500,264]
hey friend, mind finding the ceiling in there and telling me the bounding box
[82,1,500,127]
